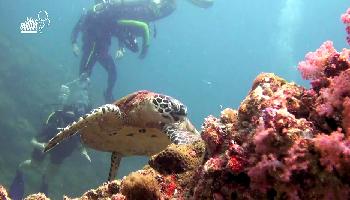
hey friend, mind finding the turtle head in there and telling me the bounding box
[151,94,187,122]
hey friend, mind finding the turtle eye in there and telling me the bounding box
[178,104,187,116]
[170,100,187,119]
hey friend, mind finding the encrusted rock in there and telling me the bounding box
[24,193,50,200]
[149,141,205,174]
[0,185,11,200]
[120,171,161,200]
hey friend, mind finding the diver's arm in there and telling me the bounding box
[71,14,86,56]
[186,0,214,8]
[118,19,150,59]
[71,15,85,45]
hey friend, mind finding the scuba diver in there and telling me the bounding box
[9,103,91,200]
[71,8,151,104]
[72,0,214,104]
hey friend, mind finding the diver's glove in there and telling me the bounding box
[115,48,126,60]
[31,138,46,151]
[72,43,80,57]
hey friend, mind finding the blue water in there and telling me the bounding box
[0,0,349,199]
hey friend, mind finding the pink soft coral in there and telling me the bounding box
[316,69,350,116]
[201,116,225,154]
[341,8,350,45]
[314,129,350,173]
[253,121,277,154]
[297,41,336,80]
[342,8,350,24]
[297,40,350,117]
[342,97,350,136]
[203,155,225,173]
[281,138,311,182]
[247,154,283,192]
[111,194,126,200]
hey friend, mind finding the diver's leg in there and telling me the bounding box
[98,53,117,103]
[108,152,122,181]
[79,40,97,78]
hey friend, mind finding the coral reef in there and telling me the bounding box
[0,185,10,200]
[64,180,122,200]
[59,42,349,199]
[24,193,50,200]
[28,141,204,199]
[0,185,50,200]
[8,57,349,199]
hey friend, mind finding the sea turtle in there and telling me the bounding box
[44,90,200,181]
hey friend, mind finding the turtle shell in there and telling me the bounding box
[79,90,185,156]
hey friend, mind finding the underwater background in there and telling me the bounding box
[0,0,349,199]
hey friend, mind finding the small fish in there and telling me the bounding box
[202,80,212,85]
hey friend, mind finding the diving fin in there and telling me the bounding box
[9,169,25,200]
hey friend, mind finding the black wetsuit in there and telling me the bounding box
[31,109,80,164]
[72,12,117,102]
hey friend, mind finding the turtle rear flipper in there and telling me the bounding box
[163,124,201,145]
[108,152,122,181]
[44,104,121,152]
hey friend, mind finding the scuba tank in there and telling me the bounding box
[58,84,70,106]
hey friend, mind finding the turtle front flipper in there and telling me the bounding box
[108,152,122,181]
[163,124,201,145]
[44,104,121,152]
